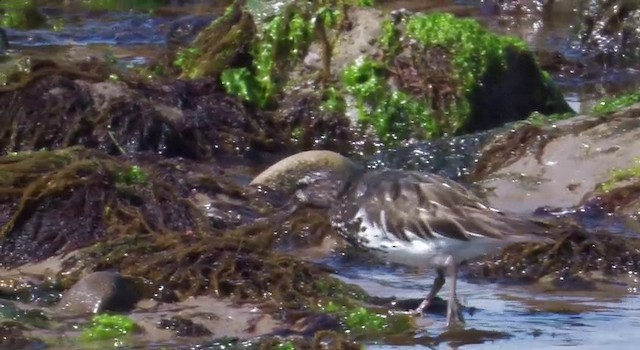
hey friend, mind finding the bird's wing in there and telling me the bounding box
[351,170,548,243]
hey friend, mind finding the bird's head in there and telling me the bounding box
[250,150,363,208]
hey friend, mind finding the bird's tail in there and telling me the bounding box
[465,208,556,244]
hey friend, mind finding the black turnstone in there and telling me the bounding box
[251,150,552,328]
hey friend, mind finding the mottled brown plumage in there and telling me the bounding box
[251,151,552,328]
[330,170,549,246]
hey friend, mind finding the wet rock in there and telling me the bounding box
[319,7,384,77]
[0,28,8,50]
[284,313,341,336]
[57,271,141,315]
[433,328,510,347]
[580,182,640,218]
[134,295,283,340]
[497,0,640,68]
[166,15,216,47]
[275,90,359,156]
[0,278,34,302]
[367,130,495,181]
[577,0,640,64]
[0,276,60,305]
[0,321,46,350]
[157,316,212,337]
[463,44,572,133]
[150,284,180,304]
[0,300,49,329]
[472,104,640,213]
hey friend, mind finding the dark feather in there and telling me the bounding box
[331,170,549,244]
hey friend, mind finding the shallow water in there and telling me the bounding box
[332,259,640,349]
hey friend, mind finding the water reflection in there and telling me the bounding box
[331,256,640,348]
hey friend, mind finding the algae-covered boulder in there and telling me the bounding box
[203,2,572,148]
[335,10,572,145]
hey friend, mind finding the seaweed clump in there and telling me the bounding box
[0,146,367,311]
[0,147,210,266]
[174,0,256,80]
[0,60,289,161]
[464,224,640,287]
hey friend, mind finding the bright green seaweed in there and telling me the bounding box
[601,158,640,192]
[81,314,137,342]
[342,12,532,145]
[593,91,640,116]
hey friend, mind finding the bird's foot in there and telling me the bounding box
[445,315,465,329]
[390,308,424,317]
[388,298,431,317]
[445,300,466,329]
[412,297,431,316]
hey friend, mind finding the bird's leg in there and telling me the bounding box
[414,268,445,315]
[445,257,465,328]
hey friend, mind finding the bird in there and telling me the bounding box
[250,150,552,328]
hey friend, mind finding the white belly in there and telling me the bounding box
[355,210,508,268]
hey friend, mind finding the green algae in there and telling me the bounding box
[81,314,137,341]
[219,3,549,147]
[600,158,640,192]
[342,12,538,145]
[593,91,640,116]
[222,9,313,108]
[115,165,148,185]
[322,301,414,336]
[356,0,375,7]
[176,0,256,80]
[406,13,527,94]
[321,86,346,113]
[324,301,386,333]
[0,0,46,30]
[82,0,169,11]
[221,67,262,106]
[524,111,575,127]
[173,47,201,75]
[220,0,352,108]
[342,57,435,145]
[379,18,401,58]
[222,5,314,108]
[276,341,296,350]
